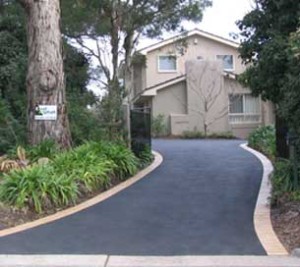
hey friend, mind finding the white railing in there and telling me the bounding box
[229,113,261,124]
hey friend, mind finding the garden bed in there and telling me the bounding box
[271,201,300,253]
[248,125,300,253]
[0,177,120,231]
[0,140,153,231]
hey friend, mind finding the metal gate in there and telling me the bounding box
[130,107,151,157]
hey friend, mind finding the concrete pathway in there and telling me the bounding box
[0,140,265,255]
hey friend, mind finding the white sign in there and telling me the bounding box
[34,105,57,121]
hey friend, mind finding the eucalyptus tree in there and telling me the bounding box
[18,0,71,148]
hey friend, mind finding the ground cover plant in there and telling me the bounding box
[181,130,235,139]
[248,125,300,252]
[0,140,152,214]
[248,125,276,160]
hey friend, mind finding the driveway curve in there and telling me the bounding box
[0,140,266,255]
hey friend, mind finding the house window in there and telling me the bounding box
[229,94,260,124]
[158,55,177,72]
[217,55,234,71]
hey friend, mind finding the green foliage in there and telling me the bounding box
[0,141,140,212]
[238,0,300,137]
[0,165,78,213]
[181,131,235,139]
[0,98,25,153]
[68,100,110,145]
[182,131,205,139]
[51,144,113,191]
[152,114,168,137]
[61,0,211,139]
[5,139,59,162]
[26,139,59,162]
[99,142,139,180]
[271,159,300,204]
[62,0,212,39]
[238,0,300,100]
[248,125,276,159]
[136,145,153,168]
[0,1,101,150]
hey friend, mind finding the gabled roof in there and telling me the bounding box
[138,28,240,54]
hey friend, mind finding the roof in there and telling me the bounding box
[138,28,240,54]
[134,72,237,100]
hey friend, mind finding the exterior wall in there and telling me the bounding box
[145,34,244,89]
[152,81,187,134]
[135,32,276,138]
[150,62,275,138]
[185,60,230,134]
[133,64,146,96]
[231,123,262,139]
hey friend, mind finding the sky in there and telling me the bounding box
[138,0,254,49]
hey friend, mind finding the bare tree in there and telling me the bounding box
[170,61,242,136]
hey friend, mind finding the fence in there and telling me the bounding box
[130,107,151,157]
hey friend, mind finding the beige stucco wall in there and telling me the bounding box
[145,33,244,89]
[152,81,187,134]
[147,61,275,139]
[134,33,276,138]
[185,60,230,134]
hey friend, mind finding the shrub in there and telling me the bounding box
[0,141,140,213]
[182,131,205,139]
[51,144,115,192]
[181,131,235,139]
[207,132,235,139]
[136,145,153,168]
[271,159,300,204]
[152,114,167,137]
[0,99,26,154]
[100,143,139,180]
[27,139,59,162]
[0,165,78,213]
[248,125,276,159]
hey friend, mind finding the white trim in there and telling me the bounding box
[142,76,186,96]
[228,94,261,124]
[157,55,178,73]
[216,54,235,72]
[139,29,240,54]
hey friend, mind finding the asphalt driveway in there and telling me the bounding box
[0,139,266,255]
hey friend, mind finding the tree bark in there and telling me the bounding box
[20,0,71,148]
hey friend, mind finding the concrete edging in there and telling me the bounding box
[240,143,288,256]
[1,255,300,267]
[0,151,163,238]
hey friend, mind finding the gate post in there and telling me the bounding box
[122,103,131,148]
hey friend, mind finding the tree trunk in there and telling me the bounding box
[20,0,71,148]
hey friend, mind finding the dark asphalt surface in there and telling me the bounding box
[0,140,266,255]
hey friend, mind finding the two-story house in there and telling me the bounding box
[132,29,274,138]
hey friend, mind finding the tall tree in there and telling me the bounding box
[18,0,71,148]
[238,0,300,157]
[61,0,212,130]
[238,0,300,103]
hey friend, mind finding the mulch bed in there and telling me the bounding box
[271,201,300,253]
